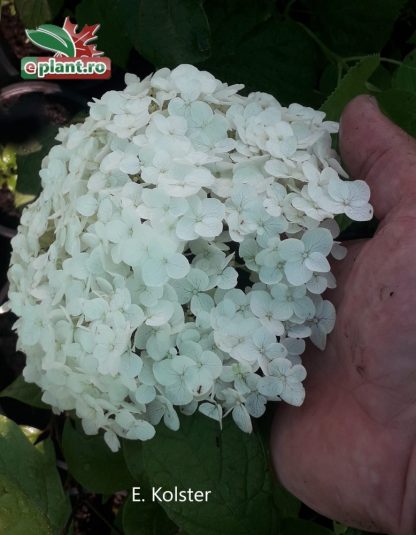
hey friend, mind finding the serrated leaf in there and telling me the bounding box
[26,24,76,57]
[0,415,68,533]
[125,0,211,67]
[376,89,416,137]
[62,420,135,494]
[311,0,407,55]
[201,19,320,106]
[125,412,279,535]
[392,50,416,93]
[0,374,48,410]
[15,0,63,26]
[320,55,380,120]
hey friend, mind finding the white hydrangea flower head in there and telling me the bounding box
[8,64,373,451]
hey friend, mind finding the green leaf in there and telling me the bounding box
[125,413,279,535]
[20,425,43,444]
[125,0,211,67]
[36,439,71,533]
[123,440,145,482]
[392,50,416,93]
[0,415,69,533]
[369,64,392,91]
[62,420,135,494]
[272,482,301,519]
[0,374,48,410]
[15,0,63,26]
[76,0,132,67]
[26,24,76,57]
[201,19,320,106]
[0,475,52,535]
[335,214,353,233]
[311,0,407,55]
[409,30,416,46]
[377,89,416,137]
[280,518,334,535]
[333,521,348,534]
[204,0,275,56]
[320,55,380,120]
[16,126,59,197]
[122,494,177,535]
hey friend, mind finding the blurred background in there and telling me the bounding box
[0,1,415,533]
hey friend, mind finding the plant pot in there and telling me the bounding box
[0,80,88,234]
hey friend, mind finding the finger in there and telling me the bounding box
[339,95,416,219]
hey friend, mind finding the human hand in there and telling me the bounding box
[271,95,416,535]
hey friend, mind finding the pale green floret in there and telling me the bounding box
[7,64,372,450]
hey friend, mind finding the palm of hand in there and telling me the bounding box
[271,96,416,535]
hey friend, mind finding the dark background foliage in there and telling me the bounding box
[0,0,415,533]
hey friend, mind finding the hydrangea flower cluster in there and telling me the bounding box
[8,65,372,451]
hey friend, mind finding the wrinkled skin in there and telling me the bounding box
[271,96,416,535]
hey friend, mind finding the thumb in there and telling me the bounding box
[339,95,416,220]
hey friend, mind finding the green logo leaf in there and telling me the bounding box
[25,24,76,57]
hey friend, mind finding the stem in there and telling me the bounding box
[84,499,123,535]
[344,56,416,70]
[296,22,341,65]
[283,0,297,18]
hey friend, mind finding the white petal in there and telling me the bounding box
[345,203,373,221]
[302,228,333,255]
[232,405,252,433]
[166,253,190,279]
[284,261,312,285]
[153,359,177,386]
[281,384,305,406]
[135,384,156,404]
[126,420,155,440]
[104,430,120,452]
[258,376,283,397]
[176,216,198,240]
[142,259,168,287]
[199,402,222,422]
[76,195,98,217]
[164,381,193,405]
[244,393,266,418]
[195,218,223,238]
[105,220,128,243]
[163,406,180,431]
[120,155,141,174]
[304,252,330,273]
[250,291,270,318]
[146,300,174,326]
[293,297,315,320]
[278,238,304,261]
